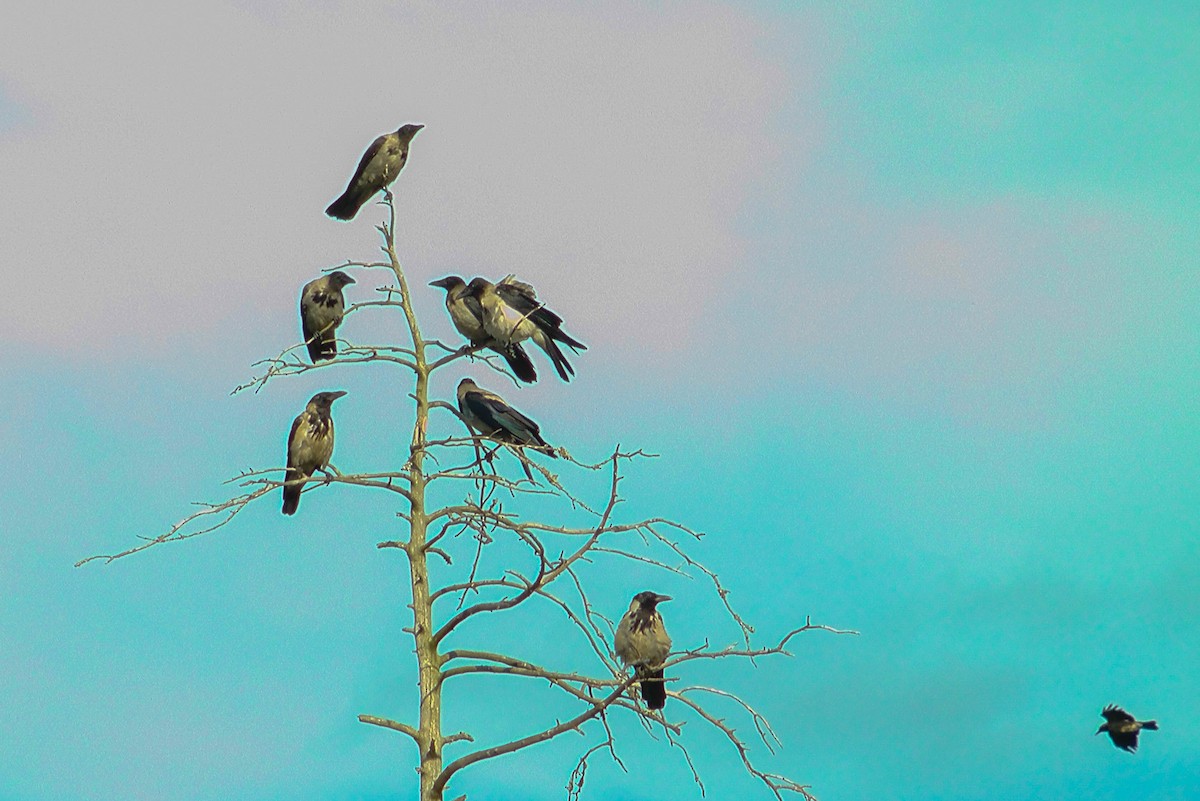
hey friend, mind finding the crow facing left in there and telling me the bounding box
[430,275,538,382]
[1096,705,1158,753]
[456,378,556,480]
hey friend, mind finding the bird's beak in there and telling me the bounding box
[1094,727,1103,735]
[655,594,672,603]
[329,391,348,400]
[344,275,357,284]
[429,277,451,288]
[414,124,425,131]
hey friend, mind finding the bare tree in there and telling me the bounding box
[79,196,855,800]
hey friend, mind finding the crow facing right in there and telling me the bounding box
[326,124,423,220]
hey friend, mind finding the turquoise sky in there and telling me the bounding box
[1,2,1197,799]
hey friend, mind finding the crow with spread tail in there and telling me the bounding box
[1096,705,1158,753]
[472,276,586,382]
[430,276,537,382]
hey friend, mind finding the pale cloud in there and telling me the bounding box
[0,1,812,357]
[734,191,1198,427]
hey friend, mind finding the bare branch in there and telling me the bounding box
[432,679,638,796]
[76,481,274,566]
[431,450,623,645]
[668,617,859,670]
[434,577,614,666]
[669,691,819,801]
[566,700,628,801]
[328,259,392,273]
[358,714,420,743]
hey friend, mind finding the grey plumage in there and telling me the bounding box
[282,391,346,515]
[429,276,537,383]
[614,591,672,710]
[326,124,423,220]
[471,276,586,382]
[300,271,356,362]
[456,378,555,479]
[1096,705,1158,753]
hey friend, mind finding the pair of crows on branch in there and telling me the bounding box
[288,124,674,709]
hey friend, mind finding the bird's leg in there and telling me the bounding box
[382,187,394,204]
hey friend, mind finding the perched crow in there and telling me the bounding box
[326,124,423,220]
[614,591,672,710]
[282,391,346,515]
[1097,705,1158,753]
[429,276,537,382]
[471,276,586,382]
[456,378,555,478]
[300,271,356,362]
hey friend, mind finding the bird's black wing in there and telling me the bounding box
[300,293,315,340]
[461,291,485,324]
[497,275,537,298]
[1109,730,1139,753]
[282,413,307,515]
[300,288,340,362]
[494,278,586,351]
[495,281,565,327]
[497,343,538,383]
[300,295,320,359]
[461,390,541,445]
[348,134,388,185]
[1102,705,1135,723]
[529,305,568,332]
[326,134,393,219]
[286,414,305,467]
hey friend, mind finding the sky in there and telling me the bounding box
[1,1,1198,799]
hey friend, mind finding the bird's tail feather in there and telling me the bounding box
[282,471,305,516]
[541,337,575,381]
[552,328,587,353]
[638,667,666,710]
[306,335,337,363]
[502,345,538,383]
[326,189,366,221]
[512,448,535,481]
[1142,720,1159,730]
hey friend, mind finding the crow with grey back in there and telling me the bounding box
[1096,705,1158,753]
[326,124,423,220]
[471,276,586,382]
[300,271,356,362]
[282,391,346,515]
[429,276,537,382]
[456,378,555,479]
[614,591,672,710]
